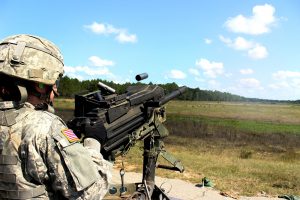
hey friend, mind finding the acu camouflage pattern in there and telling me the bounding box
[0,102,111,199]
[0,34,64,85]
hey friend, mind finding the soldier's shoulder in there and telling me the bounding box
[23,107,64,125]
[20,106,67,139]
[32,110,79,145]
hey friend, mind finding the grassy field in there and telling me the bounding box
[55,98,74,110]
[54,99,300,196]
[167,100,300,124]
[120,136,300,196]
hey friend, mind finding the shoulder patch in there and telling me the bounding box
[61,129,80,143]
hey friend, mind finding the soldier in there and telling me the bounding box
[0,34,111,199]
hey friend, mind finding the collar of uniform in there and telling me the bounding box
[0,101,36,110]
[0,101,19,110]
[24,102,36,109]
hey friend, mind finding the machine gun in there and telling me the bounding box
[67,73,186,199]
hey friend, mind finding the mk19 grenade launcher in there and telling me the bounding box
[67,73,186,200]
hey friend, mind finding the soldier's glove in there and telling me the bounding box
[83,118,106,143]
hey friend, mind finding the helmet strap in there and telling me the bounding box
[17,84,28,104]
[34,102,55,113]
[28,89,51,102]
[0,75,27,109]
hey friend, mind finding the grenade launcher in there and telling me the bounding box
[67,73,186,199]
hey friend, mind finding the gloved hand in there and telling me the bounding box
[83,118,107,143]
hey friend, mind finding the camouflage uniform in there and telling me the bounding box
[0,101,111,199]
[0,35,112,199]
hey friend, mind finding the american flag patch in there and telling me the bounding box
[61,129,80,142]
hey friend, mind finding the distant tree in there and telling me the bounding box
[58,76,82,97]
[58,76,296,103]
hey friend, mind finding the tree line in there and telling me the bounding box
[58,76,296,103]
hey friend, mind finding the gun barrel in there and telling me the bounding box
[146,86,187,107]
[135,73,148,81]
[159,86,186,106]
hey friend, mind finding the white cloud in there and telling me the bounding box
[65,65,132,84]
[65,65,110,76]
[89,56,114,67]
[226,83,265,99]
[219,35,268,59]
[84,22,118,34]
[106,74,130,84]
[219,35,231,44]
[225,73,233,78]
[269,81,290,89]
[195,58,224,78]
[64,66,77,74]
[65,73,85,81]
[85,22,106,34]
[166,69,187,79]
[85,22,137,43]
[189,68,200,76]
[268,78,300,100]
[292,79,300,88]
[269,71,300,91]
[225,4,276,35]
[239,78,262,89]
[272,70,300,80]
[195,77,205,82]
[232,37,254,50]
[247,44,268,59]
[240,68,254,75]
[208,79,219,87]
[204,38,212,44]
[220,36,253,50]
[291,79,300,89]
[64,56,116,78]
[115,32,137,43]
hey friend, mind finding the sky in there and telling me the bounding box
[1,0,300,100]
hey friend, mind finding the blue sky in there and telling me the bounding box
[1,0,300,100]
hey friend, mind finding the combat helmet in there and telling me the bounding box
[0,34,64,85]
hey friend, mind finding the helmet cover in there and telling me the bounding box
[0,34,64,85]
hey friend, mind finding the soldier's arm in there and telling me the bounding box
[23,114,109,199]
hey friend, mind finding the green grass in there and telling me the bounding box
[166,101,300,124]
[167,114,300,135]
[54,98,74,110]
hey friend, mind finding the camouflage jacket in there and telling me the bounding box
[0,102,111,200]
